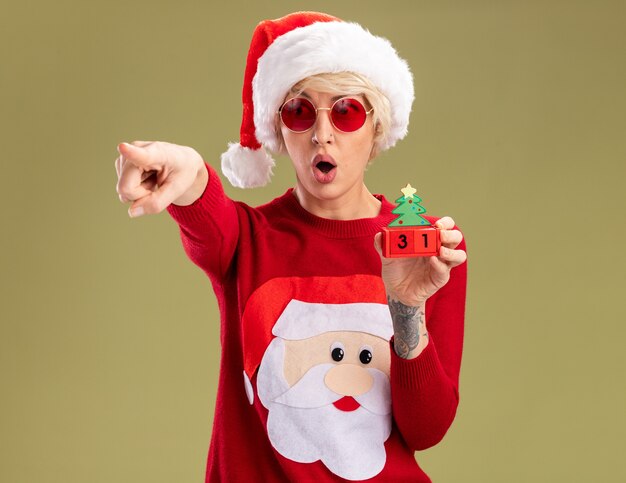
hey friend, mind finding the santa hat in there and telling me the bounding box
[221,11,415,188]
[241,275,391,380]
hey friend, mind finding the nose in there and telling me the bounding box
[312,108,334,145]
[324,363,373,396]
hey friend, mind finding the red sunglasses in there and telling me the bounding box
[278,97,374,133]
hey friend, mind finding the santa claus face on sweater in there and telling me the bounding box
[256,300,393,481]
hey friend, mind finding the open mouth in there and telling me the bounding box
[316,161,335,174]
[312,154,337,183]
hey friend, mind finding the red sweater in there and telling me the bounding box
[166,163,467,482]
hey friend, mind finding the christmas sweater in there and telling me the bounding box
[166,163,467,482]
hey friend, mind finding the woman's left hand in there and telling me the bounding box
[374,216,467,308]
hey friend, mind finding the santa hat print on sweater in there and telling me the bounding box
[240,274,391,382]
[221,11,415,188]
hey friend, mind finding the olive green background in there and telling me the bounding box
[2,1,625,482]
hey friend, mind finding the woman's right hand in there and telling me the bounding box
[115,140,208,217]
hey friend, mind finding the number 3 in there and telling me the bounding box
[398,234,408,249]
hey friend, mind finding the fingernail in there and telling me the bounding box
[129,206,144,218]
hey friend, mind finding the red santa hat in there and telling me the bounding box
[221,11,415,188]
[241,274,391,380]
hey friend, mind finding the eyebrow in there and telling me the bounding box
[300,91,347,102]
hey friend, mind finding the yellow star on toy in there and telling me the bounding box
[400,183,417,199]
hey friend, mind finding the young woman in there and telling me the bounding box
[115,12,467,482]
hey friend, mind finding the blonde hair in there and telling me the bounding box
[274,72,392,161]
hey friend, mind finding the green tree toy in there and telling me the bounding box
[388,184,431,227]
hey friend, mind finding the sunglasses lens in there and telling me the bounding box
[331,98,368,132]
[280,98,316,132]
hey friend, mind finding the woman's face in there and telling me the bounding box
[280,89,376,206]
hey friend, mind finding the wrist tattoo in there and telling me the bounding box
[387,296,426,359]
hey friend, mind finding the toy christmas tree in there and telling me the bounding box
[388,184,431,227]
[381,184,440,258]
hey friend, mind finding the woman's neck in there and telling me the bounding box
[292,183,382,220]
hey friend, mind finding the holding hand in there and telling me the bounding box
[374,217,467,359]
[115,141,207,217]
[374,216,466,308]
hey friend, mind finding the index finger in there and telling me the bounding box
[435,216,455,230]
[117,142,158,170]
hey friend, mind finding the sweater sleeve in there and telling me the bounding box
[165,162,239,281]
[389,234,467,451]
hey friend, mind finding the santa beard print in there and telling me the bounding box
[257,337,392,481]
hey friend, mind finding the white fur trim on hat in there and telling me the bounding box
[253,21,414,154]
[272,300,394,341]
[220,142,275,188]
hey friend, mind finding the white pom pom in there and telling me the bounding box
[220,143,276,188]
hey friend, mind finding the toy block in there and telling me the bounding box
[381,226,441,258]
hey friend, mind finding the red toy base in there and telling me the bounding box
[381,226,441,258]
